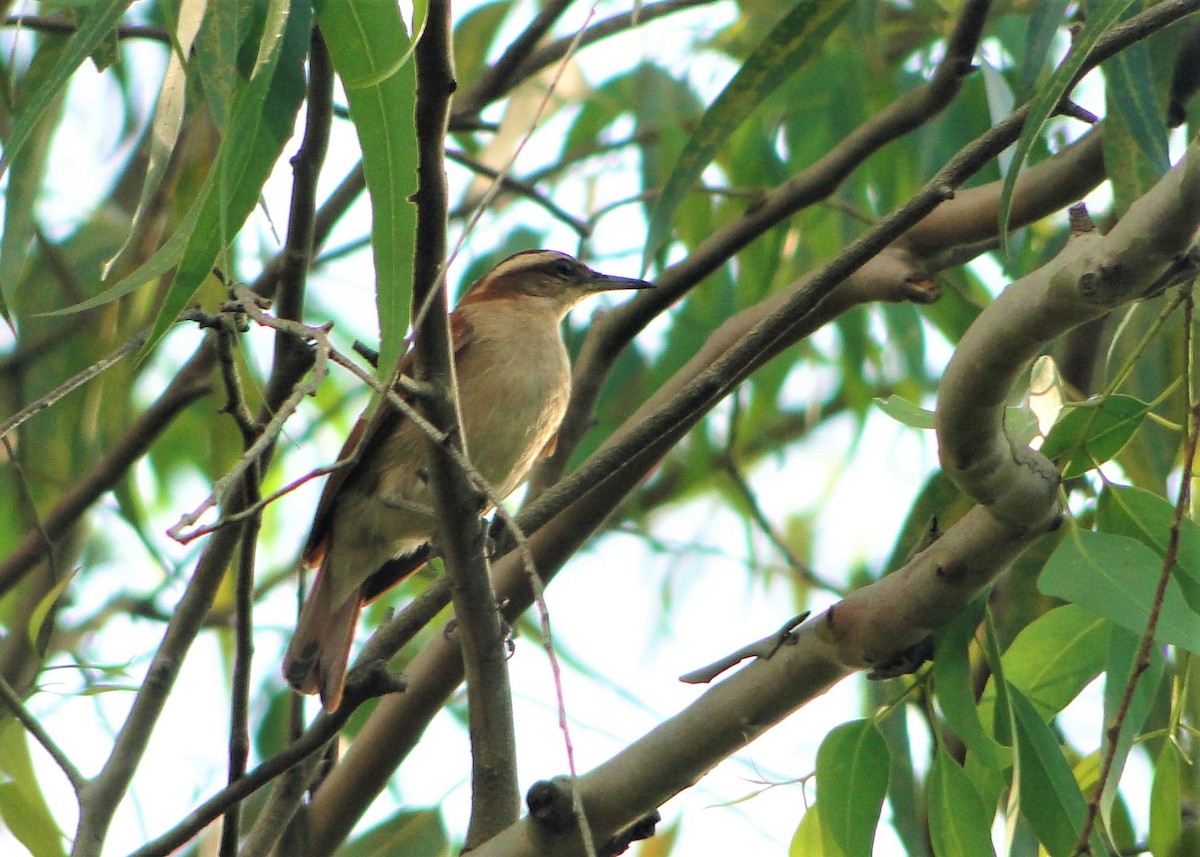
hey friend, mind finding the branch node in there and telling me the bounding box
[1068,202,1095,235]
[527,777,577,835]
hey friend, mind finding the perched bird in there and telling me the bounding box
[283,250,651,710]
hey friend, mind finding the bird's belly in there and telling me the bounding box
[457,356,568,498]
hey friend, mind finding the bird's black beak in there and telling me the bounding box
[584,271,655,292]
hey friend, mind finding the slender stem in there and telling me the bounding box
[412,0,523,846]
[0,673,87,795]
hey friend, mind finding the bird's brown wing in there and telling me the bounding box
[301,313,477,568]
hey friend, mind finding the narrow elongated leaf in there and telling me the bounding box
[192,0,242,130]
[1039,528,1200,655]
[1149,742,1183,857]
[0,0,134,180]
[874,395,935,429]
[816,720,889,857]
[933,602,1010,770]
[318,0,419,377]
[0,721,67,857]
[928,746,996,857]
[1010,686,1090,857]
[43,0,309,357]
[101,0,208,279]
[137,2,309,358]
[0,36,70,322]
[998,0,1136,252]
[641,0,854,273]
[1100,625,1164,835]
[1020,0,1073,96]
[1103,35,1170,175]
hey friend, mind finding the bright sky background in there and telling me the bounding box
[0,1,1166,854]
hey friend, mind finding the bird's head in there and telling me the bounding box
[459,250,652,316]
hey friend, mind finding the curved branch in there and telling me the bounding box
[457,108,1200,857]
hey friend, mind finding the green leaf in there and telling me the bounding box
[816,720,889,857]
[0,34,70,322]
[1039,528,1200,655]
[1149,742,1183,857]
[789,805,826,857]
[453,1,512,88]
[927,746,996,857]
[1103,34,1169,184]
[1039,395,1151,478]
[0,0,134,180]
[1096,483,1200,614]
[1010,685,1091,857]
[933,602,1011,770]
[101,0,208,279]
[1019,0,1073,96]
[874,395,935,429]
[641,0,854,273]
[44,0,310,358]
[318,0,419,377]
[978,604,1109,728]
[193,0,242,130]
[0,721,68,857]
[1100,625,1164,836]
[997,0,1136,253]
[28,568,79,649]
[138,2,309,359]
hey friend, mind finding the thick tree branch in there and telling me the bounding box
[938,136,1200,524]
[298,3,1200,835]
[460,131,1200,857]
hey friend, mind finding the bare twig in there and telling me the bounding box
[220,488,261,857]
[3,15,170,42]
[1071,288,1200,855]
[453,0,715,117]
[447,148,590,236]
[0,330,148,442]
[0,672,86,795]
[455,0,573,116]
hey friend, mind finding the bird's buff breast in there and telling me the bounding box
[344,307,570,564]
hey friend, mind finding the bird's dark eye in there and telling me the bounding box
[551,258,577,278]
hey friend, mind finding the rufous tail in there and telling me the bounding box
[282,562,360,712]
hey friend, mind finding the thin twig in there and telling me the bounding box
[2,15,170,42]
[220,483,261,857]
[0,672,86,795]
[719,455,845,596]
[166,289,331,543]
[1071,287,1199,854]
[447,148,590,236]
[0,330,148,442]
